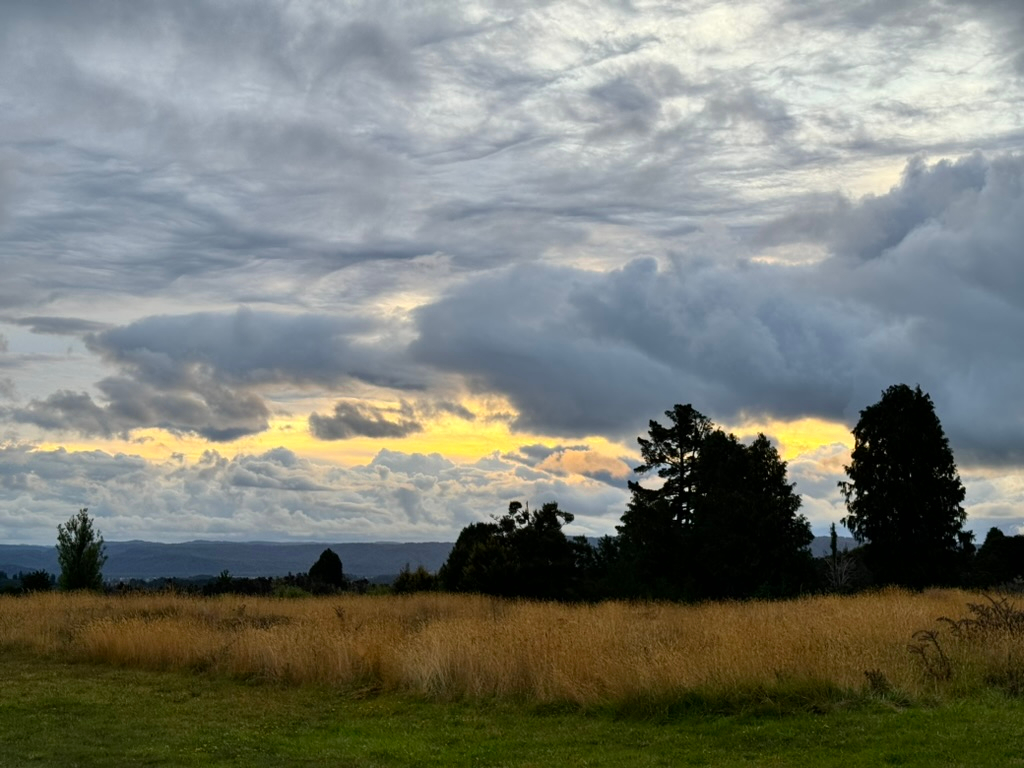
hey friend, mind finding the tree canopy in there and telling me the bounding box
[438,501,580,600]
[618,405,813,599]
[56,508,107,591]
[839,384,967,588]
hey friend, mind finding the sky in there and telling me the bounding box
[1,0,1023,546]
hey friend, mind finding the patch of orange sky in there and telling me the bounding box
[33,392,853,486]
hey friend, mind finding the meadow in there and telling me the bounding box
[2,588,1022,704]
[3,589,1024,766]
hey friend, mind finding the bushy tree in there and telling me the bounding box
[618,405,813,599]
[308,548,347,591]
[20,570,54,592]
[439,501,578,599]
[972,528,1024,587]
[839,384,967,588]
[392,563,438,594]
[56,508,107,591]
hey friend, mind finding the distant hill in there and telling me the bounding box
[0,535,855,582]
[0,540,454,581]
[809,535,857,558]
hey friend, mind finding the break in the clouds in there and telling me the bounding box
[1,0,1024,542]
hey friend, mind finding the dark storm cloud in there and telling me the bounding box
[309,401,423,441]
[415,152,1024,466]
[87,309,425,391]
[8,308,429,440]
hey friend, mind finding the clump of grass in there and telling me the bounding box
[0,588,1001,707]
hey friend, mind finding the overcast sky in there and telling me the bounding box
[2,0,1023,545]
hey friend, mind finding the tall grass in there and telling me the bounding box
[0,589,1017,705]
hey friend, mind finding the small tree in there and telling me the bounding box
[308,548,346,591]
[56,508,107,591]
[839,384,967,588]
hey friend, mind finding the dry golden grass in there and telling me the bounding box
[1,589,1019,704]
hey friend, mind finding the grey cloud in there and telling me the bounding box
[415,399,476,421]
[8,316,112,336]
[701,87,796,142]
[10,308,428,441]
[414,152,1024,466]
[310,401,423,441]
[87,308,425,391]
[503,444,588,467]
[583,63,688,138]
[11,380,269,442]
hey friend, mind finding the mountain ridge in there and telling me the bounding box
[0,536,854,581]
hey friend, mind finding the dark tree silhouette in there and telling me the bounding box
[439,501,578,599]
[308,548,347,590]
[839,384,967,588]
[973,527,1024,587]
[618,404,813,599]
[20,569,54,592]
[616,405,712,597]
[56,508,107,591]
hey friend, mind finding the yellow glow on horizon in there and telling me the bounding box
[29,394,637,475]
[727,416,853,461]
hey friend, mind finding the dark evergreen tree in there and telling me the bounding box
[56,508,107,591]
[618,405,813,599]
[616,405,712,598]
[839,384,967,588]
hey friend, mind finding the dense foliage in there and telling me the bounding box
[56,508,108,591]
[616,405,815,599]
[840,384,968,588]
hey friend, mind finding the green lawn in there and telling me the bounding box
[2,652,1023,767]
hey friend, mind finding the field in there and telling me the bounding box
[2,589,1024,765]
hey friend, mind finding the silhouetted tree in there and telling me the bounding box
[618,405,813,599]
[19,569,54,592]
[839,384,967,588]
[616,405,712,597]
[439,501,578,599]
[56,508,107,591]
[973,527,1024,587]
[308,548,347,591]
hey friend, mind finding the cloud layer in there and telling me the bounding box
[1,1,1023,542]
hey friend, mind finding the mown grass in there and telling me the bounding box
[3,650,1024,767]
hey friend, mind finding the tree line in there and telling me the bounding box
[8,383,1021,600]
[437,384,1015,600]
